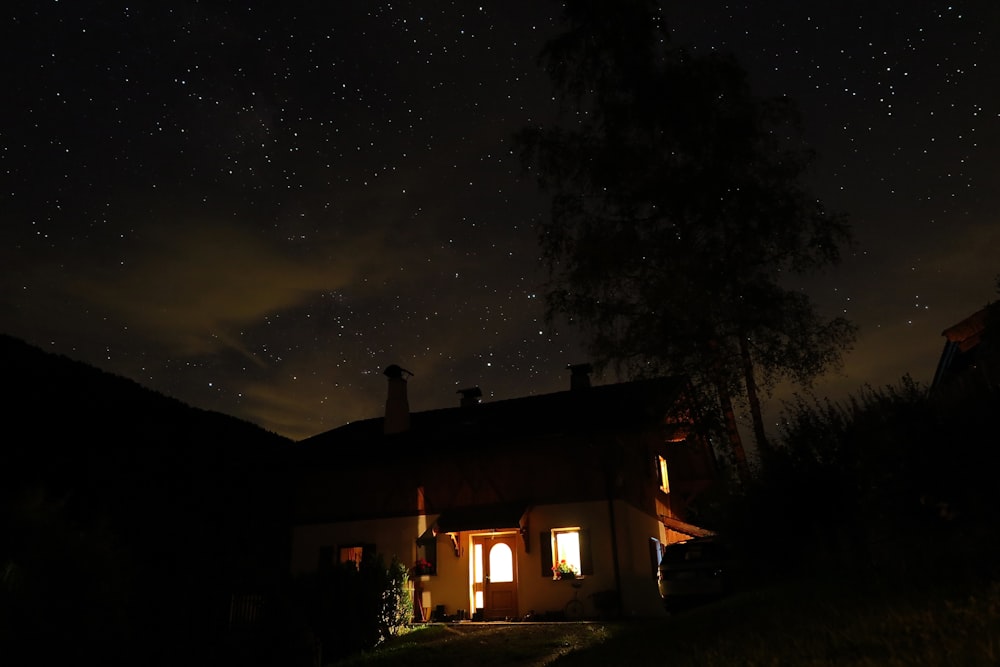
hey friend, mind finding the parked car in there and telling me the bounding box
[657,536,738,613]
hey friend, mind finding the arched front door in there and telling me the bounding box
[472,534,518,620]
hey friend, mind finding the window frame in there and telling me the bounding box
[415,530,438,575]
[318,543,376,572]
[657,454,670,493]
[540,527,593,578]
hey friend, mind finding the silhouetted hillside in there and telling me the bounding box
[0,334,294,665]
[1,332,287,449]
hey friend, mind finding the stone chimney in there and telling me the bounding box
[567,363,593,390]
[457,386,482,408]
[384,364,413,434]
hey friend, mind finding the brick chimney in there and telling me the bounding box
[457,386,482,407]
[567,363,593,390]
[384,364,413,434]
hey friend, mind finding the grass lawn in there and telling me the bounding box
[331,573,1000,666]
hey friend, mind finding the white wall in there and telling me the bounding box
[291,514,427,575]
[290,499,667,619]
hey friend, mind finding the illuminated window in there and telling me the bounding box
[542,528,591,578]
[658,455,670,493]
[339,545,365,567]
[473,543,484,610]
[552,528,582,578]
[489,542,514,582]
[319,543,373,571]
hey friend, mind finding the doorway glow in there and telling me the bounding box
[489,542,513,582]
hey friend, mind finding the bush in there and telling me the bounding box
[290,553,412,662]
[715,374,1000,584]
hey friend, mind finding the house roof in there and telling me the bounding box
[932,307,991,389]
[294,374,692,462]
[942,307,988,352]
[433,502,529,533]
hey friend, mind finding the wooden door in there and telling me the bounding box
[473,535,518,620]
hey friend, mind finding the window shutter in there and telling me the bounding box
[579,529,593,575]
[540,531,553,577]
[424,538,437,567]
[318,545,333,572]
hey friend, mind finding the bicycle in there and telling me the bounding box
[564,580,586,620]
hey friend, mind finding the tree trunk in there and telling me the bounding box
[716,380,751,485]
[739,335,770,462]
[707,337,751,485]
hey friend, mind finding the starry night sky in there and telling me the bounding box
[3,1,998,441]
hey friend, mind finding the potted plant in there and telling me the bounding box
[413,558,434,576]
[551,560,578,580]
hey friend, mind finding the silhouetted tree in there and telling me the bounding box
[515,0,855,481]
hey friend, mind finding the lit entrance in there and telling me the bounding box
[471,533,518,620]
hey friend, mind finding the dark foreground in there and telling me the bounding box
[331,574,1000,667]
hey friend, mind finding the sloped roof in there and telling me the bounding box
[433,502,529,532]
[294,375,691,461]
[932,307,991,389]
[942,307,988,350]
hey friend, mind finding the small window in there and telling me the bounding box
[415,531,437,575]
[339,543,375,568]
[658,455,670,493]
[551,528,582,578]
[541,528,592,577]
[490,542,515,582]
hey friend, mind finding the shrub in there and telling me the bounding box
[289,553,412,663]
[717,373,1000,583]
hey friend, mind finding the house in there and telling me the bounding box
[288,363,721,621]
[931,305,998,394]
